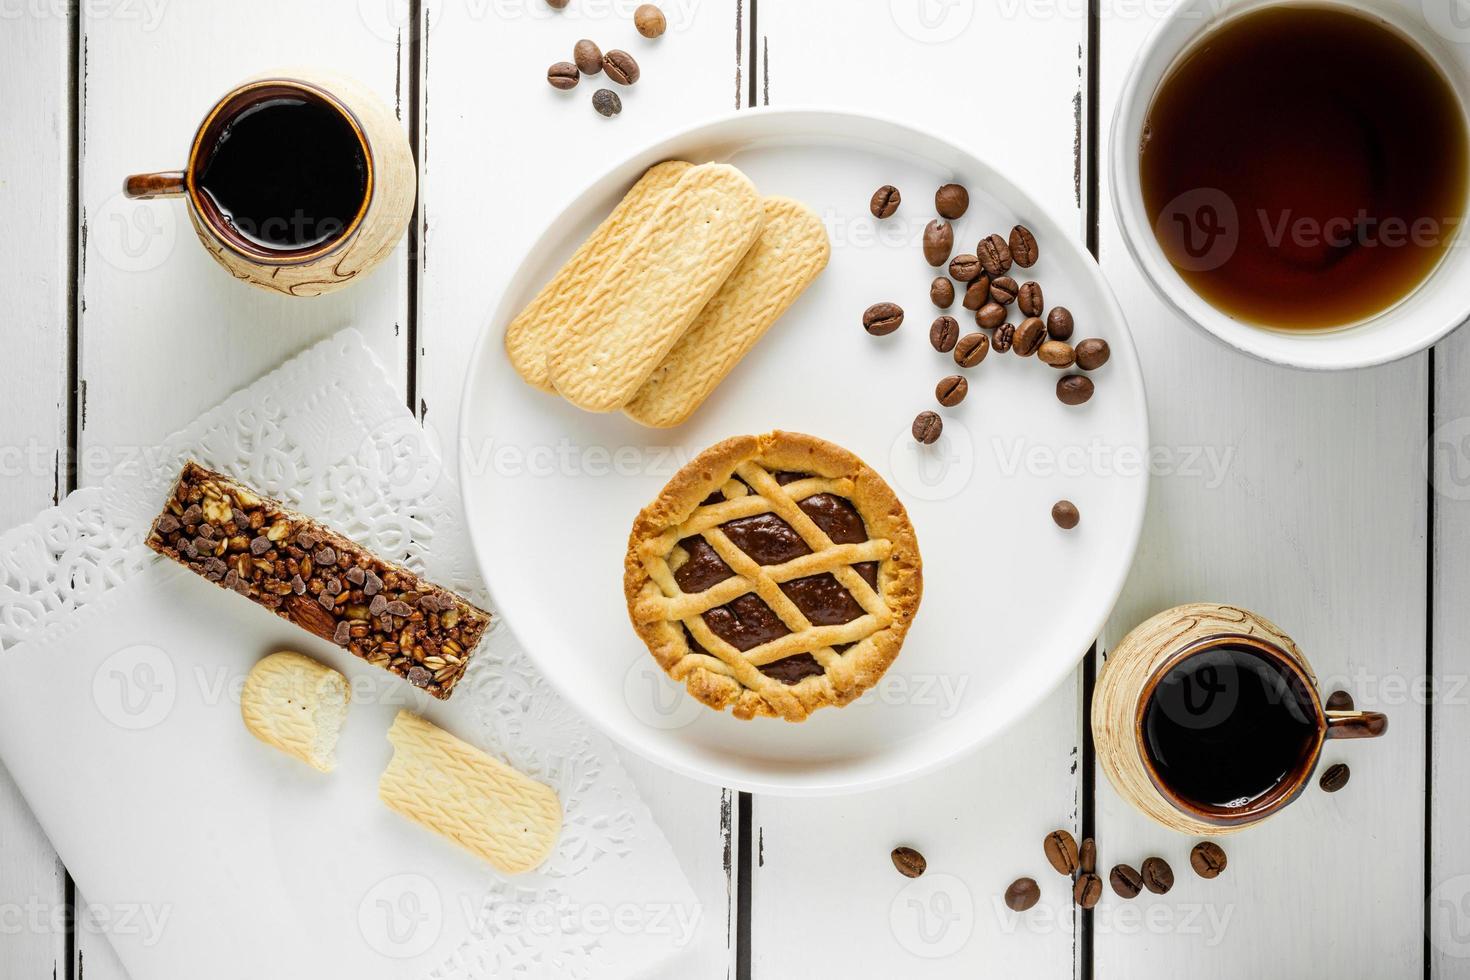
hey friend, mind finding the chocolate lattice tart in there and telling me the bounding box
[624,431,922,721]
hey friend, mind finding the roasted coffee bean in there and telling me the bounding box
[891,846,927,878]
[949,253,981,282]
[1051,500,1080,529]
[1074,873,1103,909]
[870,184,901,219]
[1039,340,1076,368]
[963,276,991,310]
[923,219,954,267]
[1009,224,1039,267]
[1110,864,1144,899]
[1320,762,1351,792]
[913,411,943,445]
[602,49,640,85]
[1013,317,1046,356]
[1057,374,1094,405]
[635,3,667,37]
[990,275,1018,306]
[930,315,960,352]
[1043,830,1079,876]
[1080,837,1097,873]
[592,88,622,116]
[936,374,969,407]
[954,332,989,367]
[976,302,1007,329]
[1047,306,1075,340]
[1075,338,1111,371]
[993,323,1015,353]
[1005,877,1041,912]
[935,182,970,219]
[863,302,904,335]
[978,233,1013,276]
[574,39,603,74]
[545,0,568,7]
[547,61,580,89]
[931,276,955,309]
[1018,280,1044,317]
[1326,690,1355,711]
[1141,857,1174,894]
[1190,841,1227,879]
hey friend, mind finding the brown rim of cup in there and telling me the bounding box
[184,78,375,265]
[1132,632,1326,827]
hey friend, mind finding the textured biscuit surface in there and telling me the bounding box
[549,163,765,412]
[505,160,692,391]
[378,710,562,874]
[240,651,349,773]
[624,197,830,428]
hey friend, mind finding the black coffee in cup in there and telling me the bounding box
[1142,643,1318,810]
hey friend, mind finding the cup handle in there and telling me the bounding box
[1325,709,1388,739]
[123,171,186,199]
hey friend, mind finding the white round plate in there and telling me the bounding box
[460,108,1149,795]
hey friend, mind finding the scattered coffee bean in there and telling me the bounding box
[1110,864,1144,899]
[978,233,1013,276]
[1005,877,1041,912]
[923,219,954,267]
[1327,690,1355,711]
[936,374,969,407]
[602,49,640,85]
[1051,500,1080,529]
[954,332,989,368]
[949,253,981,282]
[1075,338,1111,371]
[935,182,970,219]
[592,88,622,116]
[1079,837,1097,873]
[1013,317,1046,356]
[1141,857,1174,894]
[1018,281,1044,317]
[574,38,603,74]
[1057,374,1094,405]
[1320,762,1351,792]
[976,302,1006,329]
[1039,340,1076,368]
[930,315,960,352]
[635,3,667,37]
[993,323,1015,353]
[891,846,927,878]
[1190,841,1227,879]
[1043,830,1079,876]
[931,276,955,309]
[863,302,904,336]
[963,277,991,310]
[1009,224,1039,267]
[547,61,580,89]
[870,184,901,219]
[1047,306,1074,340]
[913,411,943,445]
[1074,873,1103,909]
[990,275,1018,306]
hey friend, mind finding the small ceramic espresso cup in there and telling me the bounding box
[123,69,414,297]
[1093,603,1387,835]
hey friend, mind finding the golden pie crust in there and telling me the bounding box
[624,431,923,721]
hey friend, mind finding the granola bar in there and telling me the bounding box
[146,460,491,700]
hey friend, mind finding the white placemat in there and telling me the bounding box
[0,329,700,980]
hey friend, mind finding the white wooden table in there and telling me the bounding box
[2,0,1464,976]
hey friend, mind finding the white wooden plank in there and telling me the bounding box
[415,1,748,975]
[73,3,413,978]
[1430,327,1470,976]
[0,6,73,979]
[748,3,1088,977]
[1094,10,1427,978]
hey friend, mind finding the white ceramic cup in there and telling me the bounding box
[1111,0,1470,369]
